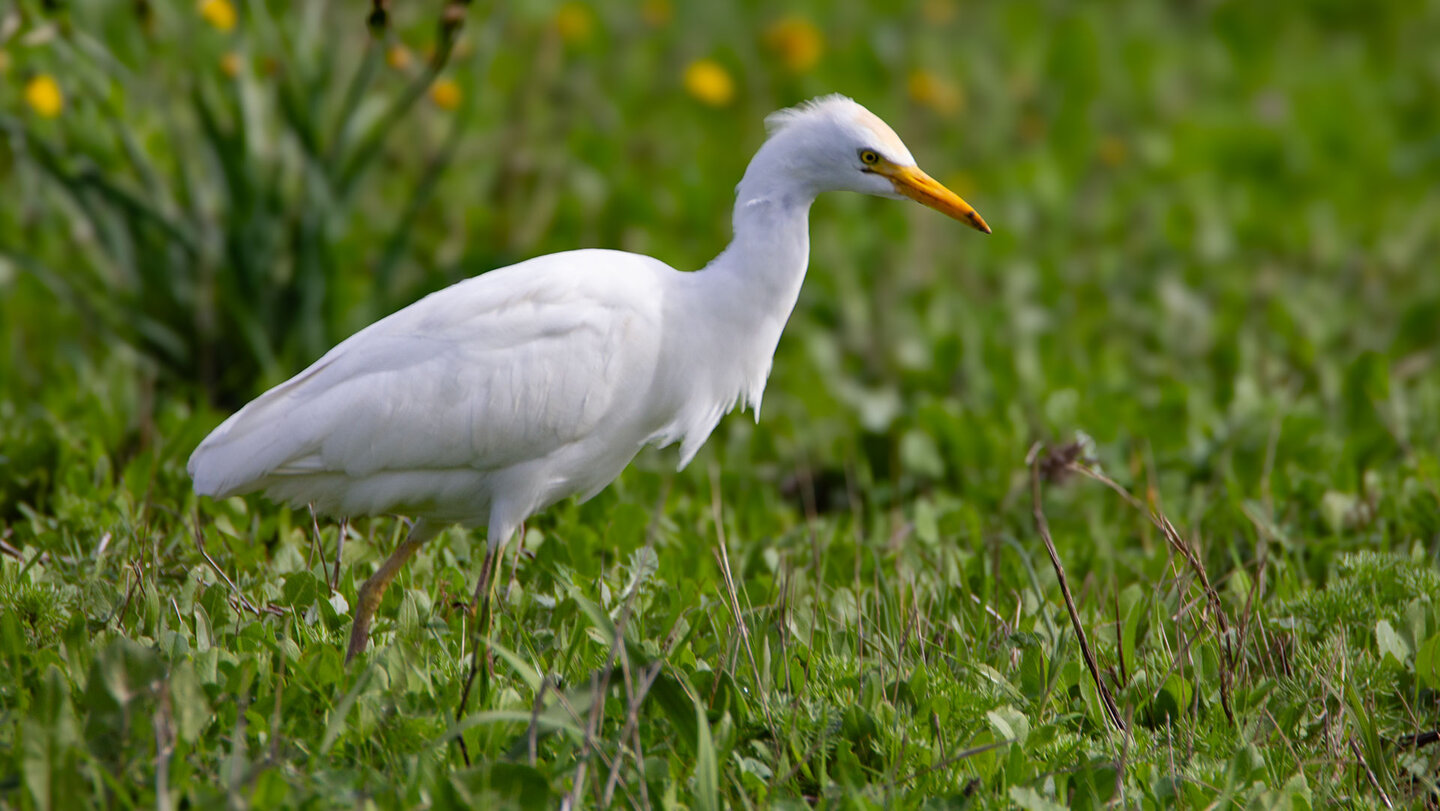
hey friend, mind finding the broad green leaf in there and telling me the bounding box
[281,571,323,609]
[1375,619,1409,667]
[1417,634,1440,690]
[170,659,212,745]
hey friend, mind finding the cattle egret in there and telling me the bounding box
[188,95,990,663]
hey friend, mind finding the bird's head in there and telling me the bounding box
[755,94,990,234]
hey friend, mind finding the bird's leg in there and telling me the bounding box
[468,533,502,638]
[455,530,508,765]
[345,519,439,665]
[504,521,525,601]
[331,517,349,591]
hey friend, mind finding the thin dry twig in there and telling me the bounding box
[331,518,349,592]
[521,677,551,766]
[844,460,867,668]
[1155,513,1236,725]
[599,521,670,809]
[1116,703,1135,805]
[1067,461,1238,726]
[566,673,603,808]
[601,659,664,807]
[709,464,776,731]
[1350,738,1395,809]
[190,510,263,617]
[1027,444,1125,732]
[565,519,663,807]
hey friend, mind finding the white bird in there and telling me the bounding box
[189,95,990,663]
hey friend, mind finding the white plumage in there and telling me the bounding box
[188,95,989,662]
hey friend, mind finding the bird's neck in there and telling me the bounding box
[669,167,815,425]
[701,168,815,323]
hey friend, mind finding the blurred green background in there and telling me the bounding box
[2,0,1439,806]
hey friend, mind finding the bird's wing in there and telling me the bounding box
[188,250,669,499]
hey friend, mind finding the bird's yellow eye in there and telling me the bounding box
[859,149,880,166]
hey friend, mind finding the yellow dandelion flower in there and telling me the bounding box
[386,45,412,71]
[763,16,823,74]
[430,78,461,111]
[922,0,957,24]
[199,0,237,32]
[25,74,63,118]
[683,59,734,107]
[553,2,593,45]
[220,51,242,78]
[641,0,671,26]
[1098,135,1127,167]
[907,70,964,115]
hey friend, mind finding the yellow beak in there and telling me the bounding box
[879,162,991,234]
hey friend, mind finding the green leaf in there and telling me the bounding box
[281,570,322,610]
[0,609,24,660]
[570,589,616,642]
[170,660,212,744]
[899,429,946,478]
[1416,634,1440,690]
[693,687,719,811]
[913,498,939,545]
[1375,619,1409,667]
[438,710,583,748]
[646,673,699,756]
[249,767,291,810]
[489,640,542,694]
[445,762,553,808]
[1120,584,1145,681]
[319,665,373,755]
[987,705,1030,746]
[22,667,79,810]
[1010,785,1069,811]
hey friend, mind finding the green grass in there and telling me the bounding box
[3,0,1440,807]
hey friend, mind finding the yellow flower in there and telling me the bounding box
[25,74,63,118]
[763,16,823,73]
[907,70,964,115]
[683,59,734,107]
[922,0,957,24]
[1098,135,1127,167]
[430,78,461,111]
[553,2,593,45]
[386,45,412,71]
[199,0,237,32]
[220,51,242,78]
[641,0,671,26]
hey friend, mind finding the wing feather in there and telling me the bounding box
[188,250,668,502]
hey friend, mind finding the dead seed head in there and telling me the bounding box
[1038,439,1091,484]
